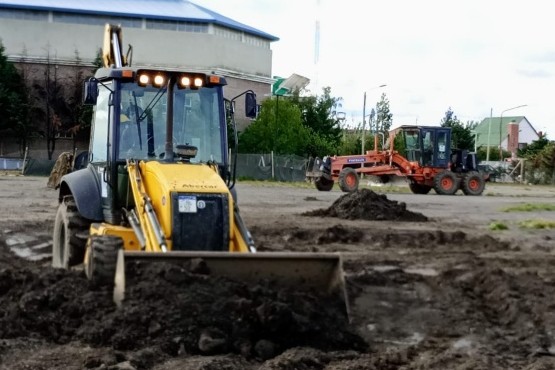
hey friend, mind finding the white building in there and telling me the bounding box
[0,0,279,129]
[474,116,540,156]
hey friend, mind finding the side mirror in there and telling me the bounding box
[83,78,99,105]
[245,91,257,118]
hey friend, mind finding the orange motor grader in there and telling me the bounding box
[313,125,488,195]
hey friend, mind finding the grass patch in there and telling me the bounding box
[489,221,509,231]
[502,203,555,212]
[238,179,316,189]
[519,219,555,229]
[485,192,499,196]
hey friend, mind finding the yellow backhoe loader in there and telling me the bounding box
[52,24,348,317]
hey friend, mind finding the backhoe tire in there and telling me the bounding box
[461,171,485,196]
[52,196,90,269]
[433,171,459,195]
[409,182,432,194]
[315,176,334,191]
[85,235,122,287]
[338,167,359,193]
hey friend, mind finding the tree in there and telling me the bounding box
[518,136,549,158]
[31,47,99,159]
[375,93,393,133]
[238,85,345,157]
[32,46,66,160]
[66,50,94,151]
[337,127,361,155]
[522,140,555,184]
[290,86,342,156]
[238,98,310,156]
[0,41,31,154]
[517,136,554,184]
[440,107,475,150]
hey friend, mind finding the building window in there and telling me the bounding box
[52,12,142,28]
[177,21,208,33]
[147,19,208,33]
[244,34,269,48]
[0,8,47,21]
[214,25,269,48]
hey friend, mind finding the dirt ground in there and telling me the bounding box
[1,174,555,370]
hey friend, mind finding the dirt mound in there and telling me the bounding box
[0,241,366,367]
[303,189,428,222]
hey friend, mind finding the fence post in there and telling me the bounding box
[21,146,29,175]
[271,151,275,180]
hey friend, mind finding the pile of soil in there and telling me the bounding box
[303,189,428,222]
[0,241,366,367]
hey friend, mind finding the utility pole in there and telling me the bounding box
[486,108,492,161]
[361,92,366,154]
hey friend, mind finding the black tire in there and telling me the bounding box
[378,175,390,184]
[52,196,90,268]
[409,182,432,194]
[338,167,359,193]
[85,235,122,286]
[433,171,459,195]
[315,176,334,191]
[461,171,486,196]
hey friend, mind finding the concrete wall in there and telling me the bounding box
[1,14,276,156]
[1,19,273,80]
[0,138,88,161]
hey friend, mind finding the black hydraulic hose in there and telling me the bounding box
[229,116,238,190]
[133,103,142,150]
[164,77,175,161]
[146,111,154,157]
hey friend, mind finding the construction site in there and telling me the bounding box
[1,175,555,369]
[1,3,554,369]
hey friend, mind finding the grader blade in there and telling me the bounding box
[114,250,350,320]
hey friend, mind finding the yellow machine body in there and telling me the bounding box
[59,23,349,321]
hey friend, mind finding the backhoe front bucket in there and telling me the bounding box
[114,250,349,319]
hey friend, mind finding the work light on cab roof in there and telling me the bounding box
[153,74,165,86]
[136,71,207,89]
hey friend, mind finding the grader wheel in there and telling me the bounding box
[433,171,459,195]
[461,171,485,196]
[315,176,334,191]
[409,182,432,194]
[338,167,359,193]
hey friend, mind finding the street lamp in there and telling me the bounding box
[361,84,387,154]
[498,104,527,160]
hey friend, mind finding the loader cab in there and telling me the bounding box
[83,68,255,224]
[397,126,451,168]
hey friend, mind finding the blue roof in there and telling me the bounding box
[0,0,279,41]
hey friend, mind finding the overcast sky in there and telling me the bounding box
[193,0,555,137]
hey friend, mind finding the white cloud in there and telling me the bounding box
[193,0,555,137]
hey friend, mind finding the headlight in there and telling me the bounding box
[180,76,191,87]
[138,74,149,85]
[154,75,165,86]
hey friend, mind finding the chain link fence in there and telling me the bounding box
[235,153,308,182]
[12,152,311,182]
